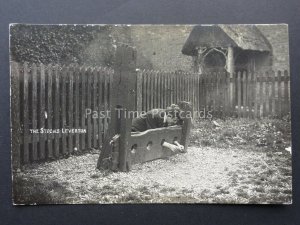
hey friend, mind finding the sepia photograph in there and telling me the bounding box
[10,24,292,204]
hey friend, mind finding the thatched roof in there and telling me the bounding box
[182,25,271,56]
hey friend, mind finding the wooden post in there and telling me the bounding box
[97,44,137,171]
[178,101,193,151]
[193,55,200,73]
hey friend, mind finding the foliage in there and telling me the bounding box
[10,24,115,66]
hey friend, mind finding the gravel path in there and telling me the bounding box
[17,145,292,204]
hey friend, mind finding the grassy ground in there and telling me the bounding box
[13,118,292,204]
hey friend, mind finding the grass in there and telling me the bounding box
[13,176,73,204]
[190,117,291,151]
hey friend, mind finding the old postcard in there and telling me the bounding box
[10,24,292,204]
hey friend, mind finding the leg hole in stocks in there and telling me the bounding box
[147,141,153,151]
[131,144,137,154]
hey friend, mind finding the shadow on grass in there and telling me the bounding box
[13,174,74,205]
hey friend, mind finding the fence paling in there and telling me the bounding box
[204,74,208,112]
[284,70,289,116]
[61,66,67,155]
[150,71,154,109]
[270,71,275,117]
[215,72,219,116]
[136,70,142,112]
[146,71,150,111]
[86,68,92,149]
[102,71,108,142]
[39,64,46,159]
[267,72,272,116]
[243,71,247,117]
[264,71,269,117]
[23,63,30,163]
[32,64,38,160]
[97,69,102,148]
[74,67,80,150]
[11,62,21,170]
[80,68,86,150]
[160,73,163,108]
[250,71,254,117]
[224,71,228,117]
[46,65,53,158]
[174,73,178,107]
[54,65,60,157]
[212,72,216,114]
[92,68,97,148]
[69,67,75,153]
[153,71,157,109]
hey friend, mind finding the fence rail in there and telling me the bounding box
[11,62,290,167]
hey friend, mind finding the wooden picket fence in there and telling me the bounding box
[11,62,113,169]
[136,69,290,119]
[11,61,290,167]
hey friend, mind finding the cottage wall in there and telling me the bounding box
[81,25,194,72]
[257,24,290,71]
[130,25,193,72]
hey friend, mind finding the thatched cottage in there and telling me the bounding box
[182,25,273,73]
